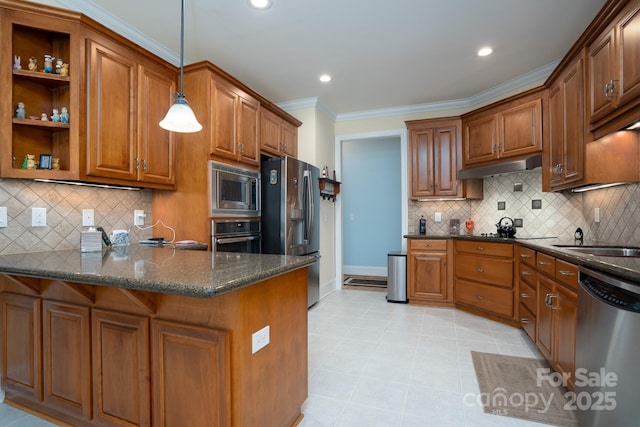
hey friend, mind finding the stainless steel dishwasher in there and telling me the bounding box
[575,267,640,427]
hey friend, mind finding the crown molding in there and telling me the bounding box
[277,97,337,121]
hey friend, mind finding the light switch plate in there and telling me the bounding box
[0,207,7,227]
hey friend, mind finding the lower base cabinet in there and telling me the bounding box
[407,239,451,304]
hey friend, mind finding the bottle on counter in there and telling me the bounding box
[419,215,426,235]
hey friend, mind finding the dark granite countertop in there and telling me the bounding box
[405,234,640,285]
[0,245,316,298]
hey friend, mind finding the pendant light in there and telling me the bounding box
[159,0,202,133]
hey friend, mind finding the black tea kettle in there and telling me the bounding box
[496,217,516,238]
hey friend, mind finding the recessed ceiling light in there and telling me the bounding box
[249,0,272,10]
[477,47,493,57]
[319,74,331,83]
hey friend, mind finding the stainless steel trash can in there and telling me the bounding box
[387,251,407,303]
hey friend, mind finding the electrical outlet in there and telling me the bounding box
[594,207,600,223]
[252,325,270,354]
[434,212,442,223]
[134,210,145,226]
[31,208,47,227]
[82,209,94,227]
[0,207,7,228]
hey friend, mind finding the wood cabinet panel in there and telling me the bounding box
[408,250,447,301]
[554,284,577,390]
[463,115,497,165]
[455,278,513,318]
[260,107,298,158]
[409,126,434,197]
[86,37,138,181]
[455,240,514,258]
[237,95,260,165]
[555,259,579,291]
[519,302,536,340]
[536,252,556,277]
[1,293,41,400]
[499,98,542,158]
[151,320,231,427]
[520,280,536,315]
[536,275,554,361]
[42,300,91,420]
[517,245,536,267]
[92,309,150,427]
[455,254,513,288]
[618,4,640,106]
[409,239,448,251]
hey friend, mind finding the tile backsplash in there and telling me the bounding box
[0,179,152,255]
[409,171,640,245]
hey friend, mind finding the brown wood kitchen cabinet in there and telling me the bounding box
[462,90,542,166]
[454,240,515,321]
[535,252,578,390]
[406,118,482,200]
[210,77,260,166]
[84,30,177,189]
[0,4,81,180]
[545,52,585,191]
[261,107,298,158]
[517,245,537,340]
[587,0,640,136]
[407,239,452,304]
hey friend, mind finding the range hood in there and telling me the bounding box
[457,155,543,179]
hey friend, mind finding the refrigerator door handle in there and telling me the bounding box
[303,170,313,245]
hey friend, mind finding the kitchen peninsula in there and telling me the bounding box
[0,246,315,427]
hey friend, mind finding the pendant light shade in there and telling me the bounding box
[159,0,202,133]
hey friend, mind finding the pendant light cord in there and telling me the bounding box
[178,0,185,99]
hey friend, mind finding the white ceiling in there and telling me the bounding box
[43,0,607,118]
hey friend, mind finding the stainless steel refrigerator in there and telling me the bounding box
[261,157,320,307]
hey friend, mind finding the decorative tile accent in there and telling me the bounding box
[513,183,523,192]
[497,201,506,210]
[0,179,152,255]
[532,199,542,209]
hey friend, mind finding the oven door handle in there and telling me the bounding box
[215,235,261,244]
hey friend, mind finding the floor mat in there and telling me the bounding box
[343,276,387,287]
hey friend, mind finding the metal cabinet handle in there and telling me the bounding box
[554,164,563,175]
[604,79,619,98]
[476,295,484,300]
[546,294,559,309]
[476,246,485,251]
[521,293,531,298]
[142,159,147,172]
[520,253,532,258]
[538,261,551,266]
[521,271,532,276]
[558,270,576,276]
[520,318,531,324]
[476,268,484,273]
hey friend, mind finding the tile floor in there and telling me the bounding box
[0,288,547,427]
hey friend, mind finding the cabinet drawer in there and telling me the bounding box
[555,260,578,291]
[409,239,448,251]
[455,254,513,288]
[519,280,536,315]
[517,246,536,267]
[519,263,537,288]
[456,278,513,318]
[536,252,555,277]
[456,240,513,257]
[519,302,536,341]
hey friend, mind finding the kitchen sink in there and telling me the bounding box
[552,245,640,257]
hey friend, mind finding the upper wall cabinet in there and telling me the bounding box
[83,30,177,189]
[462,91,543,167]
[545,52,586,191]
[406,118,482,200]
[0,6,81,180]
[260,107,298,158]
[587,0,640,137]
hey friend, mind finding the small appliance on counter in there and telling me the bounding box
[495,217,516,238]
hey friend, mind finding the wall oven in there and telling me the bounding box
[209,161,260,217]
[211,220,261,254]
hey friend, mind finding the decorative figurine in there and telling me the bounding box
[28,57,37,71]
[60,106,69,123]
[43,55,54,73]
[13,55,21,70]
[40,113,48,121]
[51,108,60,122]
[55,58,63,75]
[23,154,37,170]
[59,63,69,77]
[51,157,60,170]
[15,102,26,119]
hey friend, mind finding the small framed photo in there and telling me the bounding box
[39,154,52,169]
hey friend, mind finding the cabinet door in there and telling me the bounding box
[455,254,513,288]
[43,301,91,420]
[588,27,616,123]
[536,275,553,362]
[617,3,640,108]
[498,98,542,158]
[408,250,447,301]
[237,95,260,166]
[92,309,150,427]
[463,114,497,165]
[281,120,298,158]
[210,79,239,161]
[260,108,282,156]
[87,38,138,181]
[138,65,176,186]
[548,82,565,187]
[409,127,435,198]
[151,320,231,427]
[1,294,42,401]
[433,126,459,196]
[553,285,577,391]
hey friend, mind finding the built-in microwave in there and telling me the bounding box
[209,161,260,217]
